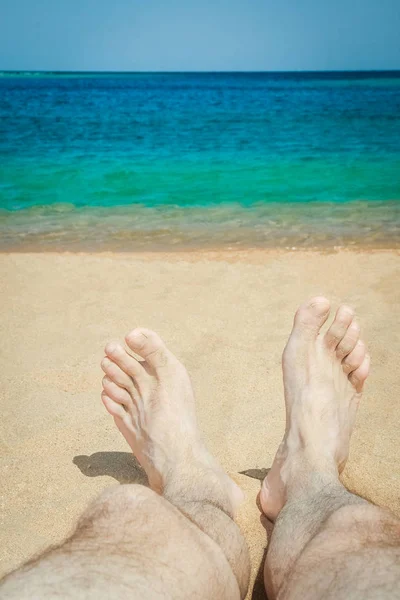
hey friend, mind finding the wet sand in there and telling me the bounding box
[1,250,399,598]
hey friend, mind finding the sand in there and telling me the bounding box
[1,250,399,598]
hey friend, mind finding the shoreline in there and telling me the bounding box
[0,247,399,258]
[2,201,399,253]
[1,242,400,253]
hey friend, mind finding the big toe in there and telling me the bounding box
[291,296,331,339]
[125,328,171,369]
[259,469,284,522]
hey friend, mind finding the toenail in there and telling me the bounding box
[308,297,330,316]
[126,331,147,348]
[105,343,119,356]
[338,314,353,324]
[349,322,360,334]
[310,296,329,307]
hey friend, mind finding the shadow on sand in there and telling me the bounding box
[73,451,149,486]
[239,467,273,600]
[251,514,274,600]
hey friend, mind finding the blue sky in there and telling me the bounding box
[1,0,399,71]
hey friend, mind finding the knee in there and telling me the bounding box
[113,484,152,501]
[80,484,158,527]
[96,483,155,508]
[322,503,400,548]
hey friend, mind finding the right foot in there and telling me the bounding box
[260,297,370,521]
[100,328,243,513]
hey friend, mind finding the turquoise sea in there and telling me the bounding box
[0,71,399,250]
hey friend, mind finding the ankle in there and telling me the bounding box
[163,460,240,517]
[283,451,340,501]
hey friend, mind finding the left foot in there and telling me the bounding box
[101,329,243,512]
[260,297,370,521]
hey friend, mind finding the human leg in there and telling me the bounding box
[261,298,400,600]
[0,329,250,599]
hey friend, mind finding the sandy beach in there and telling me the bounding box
[1,249,399,598]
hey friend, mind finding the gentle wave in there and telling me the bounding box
[1,202,399,250]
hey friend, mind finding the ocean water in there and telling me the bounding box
[0,71,399,250]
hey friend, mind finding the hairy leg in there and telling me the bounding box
[268,483,400,600]
[261,298,400,600]
[1,330,249,599]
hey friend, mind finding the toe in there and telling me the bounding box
[349,354,370,392]
[324,305,354,351]
[292,296,331,338]
[104,343,147,381]
[101,357,136,393]
[342,340,366,374]
[335,320,360,360]
[101,392,126,418]
[102,376,133,407]
[125,328,171,369]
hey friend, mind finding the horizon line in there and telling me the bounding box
[1,68,400,74]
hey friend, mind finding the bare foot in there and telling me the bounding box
[101,328,243,512]
[260,297,370,521]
